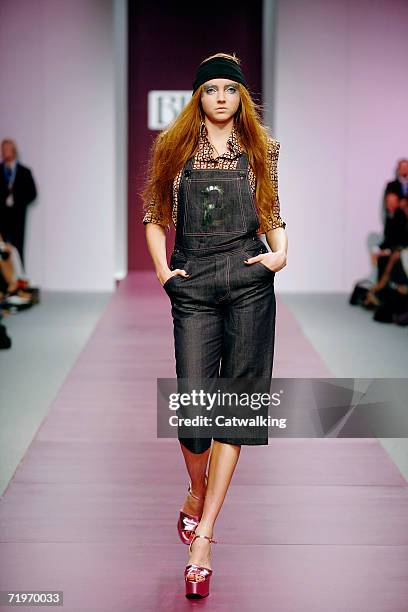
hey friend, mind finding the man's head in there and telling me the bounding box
[397,159,408,179]
[1,139,17,164]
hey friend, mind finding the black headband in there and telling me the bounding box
[192,57,248,93]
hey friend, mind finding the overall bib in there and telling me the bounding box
[163,152,276,453]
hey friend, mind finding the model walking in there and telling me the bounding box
[142,52,288,598]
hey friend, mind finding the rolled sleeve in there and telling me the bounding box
[142,195,170,231]
[261,138,286,232]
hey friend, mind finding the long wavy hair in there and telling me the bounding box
[141,52,277,231]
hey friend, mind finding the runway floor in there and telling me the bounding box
[0,272,407,611]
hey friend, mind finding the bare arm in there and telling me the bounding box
[145,223,171,286]
[247,138,288,273]
[145,223,189,286]
[265,226,288,262]
[262,138,288,271]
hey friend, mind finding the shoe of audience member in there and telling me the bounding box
[0,323,12,349]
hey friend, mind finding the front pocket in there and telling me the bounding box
[163,274,179,289]
[163,254,191,293]
[241,247,275,276]
[256,260,275,275]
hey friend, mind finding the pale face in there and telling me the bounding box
[1,142,16,163]
[200,78,241,124]
[397,161,408,178]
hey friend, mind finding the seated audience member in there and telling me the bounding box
[365,198,408,308]
[0,233,31,300]
[371,159,408,280]
[385,159,408,201]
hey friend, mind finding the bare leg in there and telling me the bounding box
[187,440,241,569]
[0,243,27,294]
[373,250,400,291]
[0,255,15,290]
[364,251,400,306]
[179,442,210,516]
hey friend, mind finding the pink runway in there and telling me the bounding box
[1,273,408,611]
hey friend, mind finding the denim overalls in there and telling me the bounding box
[163,151,276,453]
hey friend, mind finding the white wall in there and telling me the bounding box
[265,0,408,292]
[113,0,128,282]
[0,0,125,291]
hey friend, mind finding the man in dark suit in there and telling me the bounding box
[0,139,37,267]
[384,158,408,200]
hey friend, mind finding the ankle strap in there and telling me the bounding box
[189,532,218,552]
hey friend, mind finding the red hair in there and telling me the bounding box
[141,53,278,233]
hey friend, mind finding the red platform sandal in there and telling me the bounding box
[184,533,218,599]
[177,477,207,545]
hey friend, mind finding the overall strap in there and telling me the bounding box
[236,151,249,170]
[184,156,195,176]
[175,156,194,248]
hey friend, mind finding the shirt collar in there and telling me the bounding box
[198,120,242,161]
[3,159,17,170]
